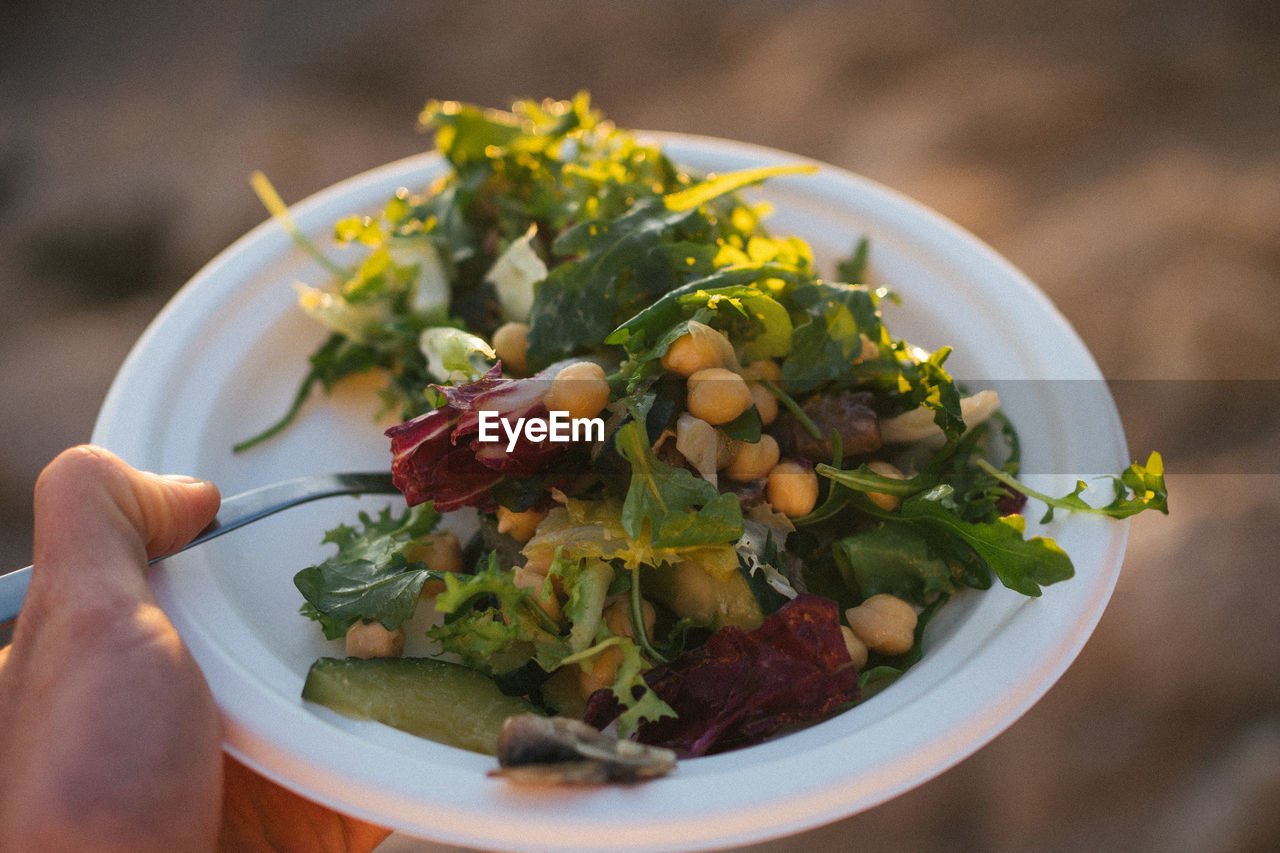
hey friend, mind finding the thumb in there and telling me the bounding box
[28,445,221,611]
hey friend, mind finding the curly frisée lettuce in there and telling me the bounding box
[258,95,1168,769]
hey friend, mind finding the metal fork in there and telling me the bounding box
[0,471,399,634]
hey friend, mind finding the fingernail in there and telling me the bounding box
[161,473,208,485]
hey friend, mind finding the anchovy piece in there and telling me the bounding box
[489,714,677,785]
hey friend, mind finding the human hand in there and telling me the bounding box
[0,446,390,852]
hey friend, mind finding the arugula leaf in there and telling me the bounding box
[614,397,744,549]
[605,264,802,359]
[889,488,1074,597]
[889,342,966,441]
[835,236,870,284]
[294,504,443,639]
[976,452,1170,523]
[526,164,819,369]
[815,461,1072,598]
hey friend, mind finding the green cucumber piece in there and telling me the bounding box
[302,657,540,755]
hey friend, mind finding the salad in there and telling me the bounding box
[241,95,1167,777]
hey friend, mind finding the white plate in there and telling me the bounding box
[92,135,1129,852]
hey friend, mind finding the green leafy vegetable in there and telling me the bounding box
[835,236,870,284]
[977,452,1169,522]
[780,282,887,395]
[832,523,973,606]
[418,326,496,383]
[615,396,744,549]
[294,504,443,639]
[861,486,1073,597]
[427,556,563,674]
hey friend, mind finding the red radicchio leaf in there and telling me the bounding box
[587,594,860,756]
[385,364,572,511]
[386,404,503,512]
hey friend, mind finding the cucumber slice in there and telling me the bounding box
[302,657,540,755]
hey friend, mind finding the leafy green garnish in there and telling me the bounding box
[427,555,563,675]
[294,503,443,639]
[606,267,802,362]
[832,523,973,606]
[977,452,1169,522]
[780,281,886,394]
[526,197,705,368]
[819,480,1072,598]
[614,396,744,549]
[835,236,870,284]
[525,166,810,370]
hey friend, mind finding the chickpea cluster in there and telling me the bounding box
[658,327,823,515]
[489,319,903,524]
[841,593,918,667]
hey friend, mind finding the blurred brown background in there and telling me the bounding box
[2,1,1278,850]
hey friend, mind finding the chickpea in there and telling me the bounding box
[845,594,917,656]
[577,644,623,698]
[840,625,869,669]
[520,546,554,577]
[513,565,562,623]
[404,530,462,573]
[742,359,782,383]
[725,433,780,482]
[749,381,778,426]
[686,367,753,425]
[854,333,880,363]
[345,620,405,659]
[865,460,907,511]
[545,361,610,421]
[661,327,727,377]
[405,530,464,597]
[766,458,820,517]
[496,505,547,543]
[603,597,657,640]
[492,321,530,375]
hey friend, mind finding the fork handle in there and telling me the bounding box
[0,471,398,636]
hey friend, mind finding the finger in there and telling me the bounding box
[27,445,221,613]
